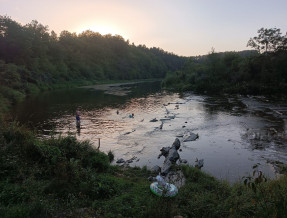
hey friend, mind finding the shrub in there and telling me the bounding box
[0,86,25,104]
[108,150,114,163]
[82,151,110,172]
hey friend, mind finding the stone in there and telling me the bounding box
[183,132,199,142]
[165,170,186,188]
[148,176,156,181]
[195,159,204,169]
[151,165,161,172]
[158,138,181,175]
[150,118,158,122]
[168,115,176,119]
[179,159,187,164]
[116,158,125,164]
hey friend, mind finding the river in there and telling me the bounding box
[12,81,287,183]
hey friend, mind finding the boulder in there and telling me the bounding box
[158,138,181,175]
[165,170,186,188]
[179,158,188,164]
[183,132,199,142]
[116,158,125,164]
[150,165,161,173]
[195,158,204,169]
[159,122,164,129]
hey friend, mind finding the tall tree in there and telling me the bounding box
[247,27,287,53]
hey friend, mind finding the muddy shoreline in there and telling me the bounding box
[82,81,158,96]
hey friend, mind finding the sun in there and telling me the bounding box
[76,23,120,36]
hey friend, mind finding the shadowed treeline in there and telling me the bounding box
[0,15,187,114]
[162,28,287,95]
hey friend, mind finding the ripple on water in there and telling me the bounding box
[13,84,287,183]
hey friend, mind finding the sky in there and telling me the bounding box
[1,0,287,56]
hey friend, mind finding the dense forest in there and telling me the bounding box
[0,15,187,115]
[162,28,287,95]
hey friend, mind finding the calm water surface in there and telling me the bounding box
[12,81,287,183]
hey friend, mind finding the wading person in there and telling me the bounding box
[76,108,81,128]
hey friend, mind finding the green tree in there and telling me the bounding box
[247,27,287,53]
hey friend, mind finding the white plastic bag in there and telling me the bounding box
[156,174,167,189]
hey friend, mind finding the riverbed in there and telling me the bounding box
[12,81,287,183]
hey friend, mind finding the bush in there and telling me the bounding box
[0,87,25,104]
[108,150,114,163]
[25,83,41,94]
[2,122,287,217]
[82,151,110,172]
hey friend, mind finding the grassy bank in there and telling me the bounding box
[1,122,287,217]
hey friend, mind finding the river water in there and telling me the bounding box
[12,81,287,183]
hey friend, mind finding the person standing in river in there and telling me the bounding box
[76,108,81,128]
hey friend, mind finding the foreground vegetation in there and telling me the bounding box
[162,28,287,95]
[1,122,287,217]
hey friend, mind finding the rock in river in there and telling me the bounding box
[116,158,125,164]
[150,165,161,173]
[158,138,181,175]
[183,132,199,142]
[150,118,158,122]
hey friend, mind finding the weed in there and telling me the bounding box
[1,122,287,217]
[108,150,114,163]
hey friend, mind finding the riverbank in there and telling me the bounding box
[81,79,162,96]
[0,78,160,119]
[1,122,287,217]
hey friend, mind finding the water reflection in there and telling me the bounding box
[12,82,287,183]
[76,125,81,136]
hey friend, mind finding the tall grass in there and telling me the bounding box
[1,123,287,217]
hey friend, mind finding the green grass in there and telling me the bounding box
[1,122,287,217]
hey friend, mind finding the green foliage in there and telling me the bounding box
[1,122,287,217]
[108,150,114,163]
[25,83,41,94]
[162,28,287,95]
[162,47,287,95]
[0,94,9,114]
[247,27,287,53]
[243,164,268,193]
[0,15,187,120]
[240,164,287,217]
[0,15,186,83]
[0,86,25,104]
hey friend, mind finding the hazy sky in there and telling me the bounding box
[1,0,287,56]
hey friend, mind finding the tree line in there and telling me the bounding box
[162,27,287,95]
[0,15,187,114]
[1,15,286,116]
